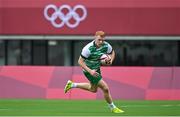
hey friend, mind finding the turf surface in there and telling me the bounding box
[0,99,180,116]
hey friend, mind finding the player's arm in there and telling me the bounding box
[105,50,115,65]
[106,42,115,65]
[78,56,99,77]
[109,50,115,65]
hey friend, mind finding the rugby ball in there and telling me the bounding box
[100,54,111,65]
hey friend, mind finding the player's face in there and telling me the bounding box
[95,35,104,47]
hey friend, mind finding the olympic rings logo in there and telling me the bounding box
[44,4,87,28]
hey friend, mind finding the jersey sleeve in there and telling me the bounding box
[107,43,113,54]
[81,46,90,59]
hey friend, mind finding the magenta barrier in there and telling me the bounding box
[0,66,179,100]
[1,0,180,35]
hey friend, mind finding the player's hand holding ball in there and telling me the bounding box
[100,54,112,65]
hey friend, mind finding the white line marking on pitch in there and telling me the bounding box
[121,104,180,107]
[0,108,9,110]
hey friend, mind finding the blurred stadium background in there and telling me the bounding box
[0,0,180,116]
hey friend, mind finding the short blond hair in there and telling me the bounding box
[95,31,105,37]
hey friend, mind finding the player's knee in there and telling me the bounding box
[90,89,97,93]
[92,90,97,93]
[103,87,109,93]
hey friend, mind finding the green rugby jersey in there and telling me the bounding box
[81,41,113,70]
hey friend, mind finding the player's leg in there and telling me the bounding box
[64,80,98,93]
[64,69,99,93]
[97,79,124,113]
[97,79,112,103]
[74,82,98,93]
[64,70,100,93]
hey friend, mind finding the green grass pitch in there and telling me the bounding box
[0,99,180,116]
